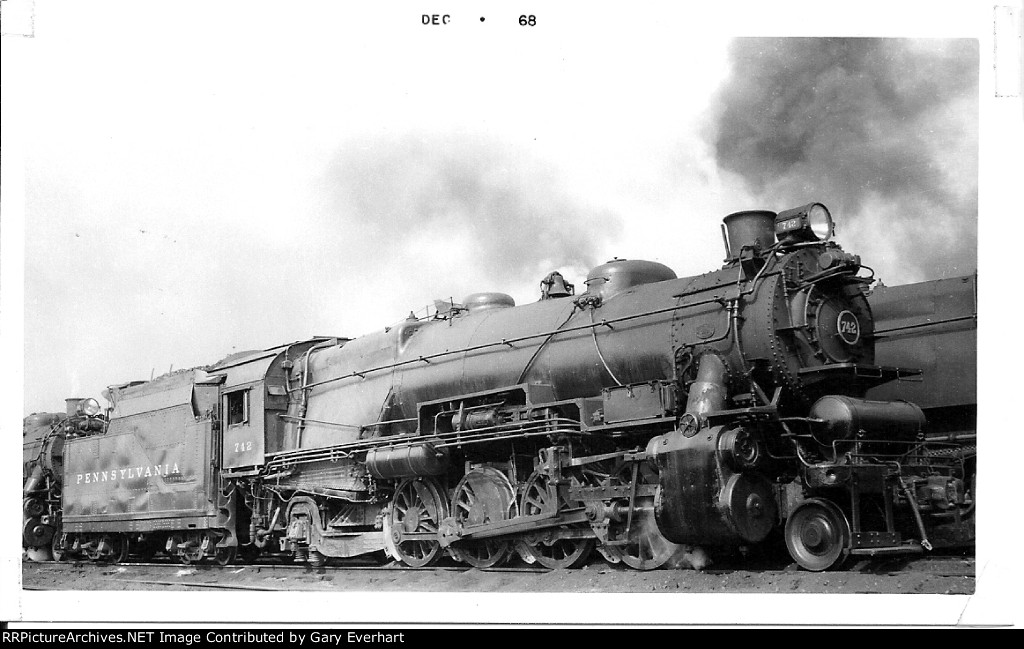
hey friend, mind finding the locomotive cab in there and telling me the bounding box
[210,338,335,473]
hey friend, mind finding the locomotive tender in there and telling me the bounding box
[25,203,975,571]
[867,274,977,445]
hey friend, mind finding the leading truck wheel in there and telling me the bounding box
[785,498,851,571]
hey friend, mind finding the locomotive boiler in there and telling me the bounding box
[48,202,975,571]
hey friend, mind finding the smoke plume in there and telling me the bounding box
[711,38,978,283]
[325,134,621,293]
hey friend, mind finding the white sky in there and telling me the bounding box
[15,2,740,413]
[3,0,1022,628]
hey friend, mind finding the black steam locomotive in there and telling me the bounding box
[23,203,975,571]
[22,399,105,562]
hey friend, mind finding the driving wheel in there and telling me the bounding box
[387,477,448,567]
[517,469,593,569]
[449,467,516,568]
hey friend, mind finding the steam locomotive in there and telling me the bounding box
[23,203,975,571]
[22,399,105,562]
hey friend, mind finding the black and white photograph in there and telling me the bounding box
[3,0,1021,629]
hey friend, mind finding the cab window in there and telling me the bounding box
[226,390,249,426]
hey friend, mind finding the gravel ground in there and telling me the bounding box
[21,553,975,595]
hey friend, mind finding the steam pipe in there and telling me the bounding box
[685,353,728,416]
[23,465,44,494]
[294,341,335,447]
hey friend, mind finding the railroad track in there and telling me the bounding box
[21,559,562,593]
[21,554,976,595]
[23,553,975,578]
[25,559,554,574]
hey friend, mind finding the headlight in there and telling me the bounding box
[807,203,833,240]
[775,202,834,245]
[77,398,102,417]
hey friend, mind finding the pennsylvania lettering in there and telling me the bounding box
[76,463,181,484]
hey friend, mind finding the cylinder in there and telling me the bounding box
[651,425,776,545]
[365,443,450,480]
[722,210,776,258]
[809,396,926,444]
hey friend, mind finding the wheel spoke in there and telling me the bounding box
[518,468,595,569]
[395,490,410,510]
[389,478,447,567]
[525,494,546,511]
[450,468,515,568]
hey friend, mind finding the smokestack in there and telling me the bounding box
[722,210,776,259]
[65,398,84,417]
